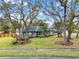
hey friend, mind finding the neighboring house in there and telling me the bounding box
[15,20,55,37]
[47,28,55,35]
[22,25,55,37]
[23,26,43,37]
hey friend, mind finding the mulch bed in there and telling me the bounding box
[12,37,32,45]
[55,40,73,46]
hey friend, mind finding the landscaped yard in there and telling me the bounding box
[0,35,79,56]
[0,34,79,49]
[0,0,79,57]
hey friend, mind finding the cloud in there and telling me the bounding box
[56,2,61,6]
[0,13,2,18]
[10,13,21,19]
[67,0,72,4]
[18,0,28,6]
[39,12,43,16]
[23,2,28,6]
[4,0,10,3]
[10,0,16,4]
[68,0,72,3]
[56,2,63,9]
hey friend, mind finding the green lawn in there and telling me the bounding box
[0,37,15,49]
[0,35,79,49]
[0,51,79,57]
[0,36,79,56]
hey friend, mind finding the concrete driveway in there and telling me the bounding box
[0,57,79,59]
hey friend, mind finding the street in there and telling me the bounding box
[0,57,79,59]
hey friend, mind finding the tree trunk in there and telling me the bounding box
[43,32,47,37]
[63,5,67,43]
[76,30,79,38]
[57,32,60,37]
[36,32,38,37]
[76,33,78,38]
[60,33,62,37]
[67,31,72,41]
[57,31,62,37]
[18,29,20,37]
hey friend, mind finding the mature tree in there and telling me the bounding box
[54,21,63,37]
[66,0,79,40]
[0,18,11,33]
[0,0,40,44]
[14,0,40,43]
[76,18,79,38]
[59,0,68,44]
[58,0,79,43]
[40,0,63,37]
[40,0,79,45]
[38,20,48,37]
[0,0,17,34]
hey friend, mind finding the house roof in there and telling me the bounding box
[23,25,55,33]
[23,26,42,33]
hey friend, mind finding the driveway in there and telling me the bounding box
[0,57,79,59]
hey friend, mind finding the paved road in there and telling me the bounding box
[0,57,79,59]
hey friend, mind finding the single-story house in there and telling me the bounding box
[22,26,55,37]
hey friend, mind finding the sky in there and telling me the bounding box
[0,0,52,19]
[0,0,72,18]
[0,0,52,22]
[0,0,79,25]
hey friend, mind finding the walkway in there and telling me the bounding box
[0,48,79,52]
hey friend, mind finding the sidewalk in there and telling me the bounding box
[0,48,79,52]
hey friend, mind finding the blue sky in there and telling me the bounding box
[1,0,79,28]
[0,0,49,20]
[0,0,79,22]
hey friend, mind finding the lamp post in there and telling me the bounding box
[59,0,68,43]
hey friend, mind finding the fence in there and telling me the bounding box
[0,33,16,37]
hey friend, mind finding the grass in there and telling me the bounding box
[0,35,79,56]
[0,37,15,49]
[0,36,66,49]
[0,35,79,49]
[0,51,79,57]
